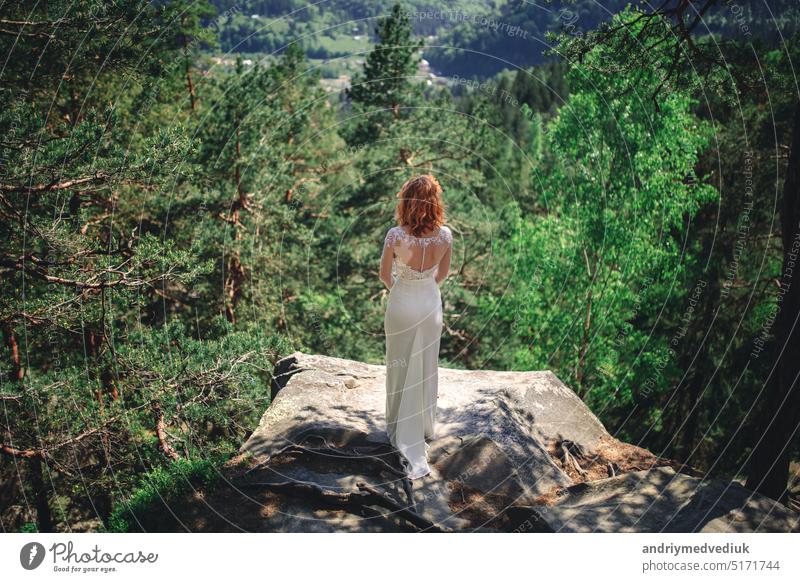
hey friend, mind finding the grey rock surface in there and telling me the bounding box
[517,467,800,533]
[241,351,603,501]
[222,352,799,533]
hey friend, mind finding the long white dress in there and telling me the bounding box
[383,225,452,480]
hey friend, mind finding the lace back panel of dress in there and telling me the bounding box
[385,226,452,281]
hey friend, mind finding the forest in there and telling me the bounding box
[1,0,798,532]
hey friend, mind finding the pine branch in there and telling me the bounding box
[0,172,111,193]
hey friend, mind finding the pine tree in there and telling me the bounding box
[189,44,329,324]
[343,2,423,145]
[0,0,220,532]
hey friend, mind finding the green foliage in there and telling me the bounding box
[0,0,315,531]
[105,457,223,533]
[477,8,719,429]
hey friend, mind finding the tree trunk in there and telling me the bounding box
[746,102,800,502]
[223,124,247,323]
[575,287,593,396]
[29,456,52,532]
[183,34,196,111]
[3,327,24,381]
[678,279,720,461]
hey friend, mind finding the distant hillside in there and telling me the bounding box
[427,0,800,78]
[208,0,502,57]
[207,1,800,79]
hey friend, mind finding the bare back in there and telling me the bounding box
[386,225,451,271]
[394,226,450,269]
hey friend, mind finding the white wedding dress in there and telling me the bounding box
[382,225,452,480]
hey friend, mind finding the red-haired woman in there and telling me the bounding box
[379,174,452,480]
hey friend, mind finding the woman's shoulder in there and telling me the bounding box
[384,225,401,246]
[439,225,452,242]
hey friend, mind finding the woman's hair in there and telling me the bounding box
[395,174,446,237]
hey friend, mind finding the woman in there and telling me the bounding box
[379,174,452,480]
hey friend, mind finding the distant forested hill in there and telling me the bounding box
[207,0,501,56]
[425,0,630,77]
[427,0,800,77]
[209,0,800,77]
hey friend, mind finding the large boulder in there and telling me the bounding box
[138,352,798,532]
[239,351,617,505]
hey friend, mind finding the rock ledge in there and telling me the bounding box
[221,352,799,532]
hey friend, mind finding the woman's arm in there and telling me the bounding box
[380,237,395,289]
[434,243,452,285]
